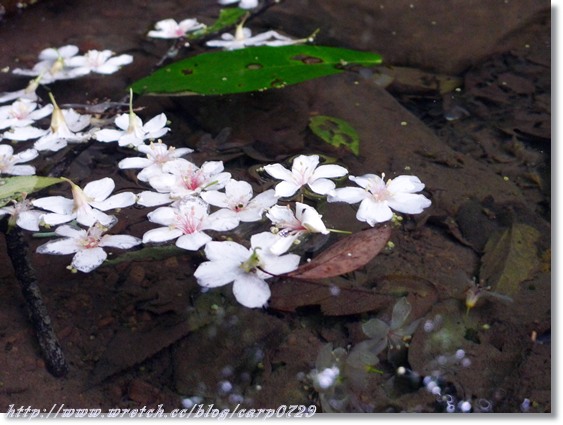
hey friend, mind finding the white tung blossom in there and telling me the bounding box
[142,197,238,251]
[36,223,141,273]
[118,140,193,182]
[32,177,137,227]
[327,173,432,226]
[194,231,300,308]
[0,99,53,130]
[266,202,329,255]
[0,144,39,176]
[147,18,206,39]
[264,154,348,198]
[95,111,169,148]
[64,50,133,75]
[147,158,231,200]
[200,179,277,223]
[12,45,90,83]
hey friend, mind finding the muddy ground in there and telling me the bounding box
[0,0,551,414]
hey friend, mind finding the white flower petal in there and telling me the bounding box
[176,232,212,251]
[357,198,393,225]
[41,212,75,226]
[142,227,183,243]
[387,175,426,193]
[147,206,176,226]
[204,240,249,263]
[204,210,239,231]
[99,234,142,249]
[95,128,122,142]
[90,192,136,211]
[194,259,241,288]
[269,233,300,255]
[143,113,167,134]
[16,211,43,231]
[232,274,271,308]
[136,191,172,207]
[32,196,74,214]
[307,178,336,195]
[71,247,107,273]
[55,225,87,238]
[118,157,152,169]
[388,193,431,214]
[83,177,115,202]
[263,163,293,181]
[200,190,228,208]
[312,164,348,179]
[273,180,300,198]
[259,252,301,277]
[36,238,80,255]
[327,187,367,205]
[3,165,36,176]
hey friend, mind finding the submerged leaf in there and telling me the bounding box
[131,45,382,96]
[0,176,64,207]
[479,223,541,295]
[285,224,391,280]
[309,115,360,156]
[268,277,393,315]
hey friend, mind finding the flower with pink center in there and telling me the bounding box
[200,179,277,223]
[263,154,348,198]
[147,158,231,200]
[142,197,238,251]
[0,99,53,130]
[0,144,39,176]
[266,202,329,254]
[36,222,141,273]
[147,18,206,39]
[327,173,432,226]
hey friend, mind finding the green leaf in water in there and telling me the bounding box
[479,223,541,296]
[103,244,184,266]
[0,176,64,207]
[309,115,360,156]
[188,8,247,41]
[131,45,382,96]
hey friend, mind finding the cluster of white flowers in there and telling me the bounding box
[1,11,432,309]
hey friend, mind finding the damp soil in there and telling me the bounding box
[0,0,551,414]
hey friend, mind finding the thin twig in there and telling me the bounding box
[1,223,68,377]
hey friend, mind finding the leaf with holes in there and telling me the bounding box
[309,115,360,156]
[285,224,392,280]
[131,45,382,96]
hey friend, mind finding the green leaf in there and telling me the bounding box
[103,245,184,266]
[309,115,360,156]
[131,45,382,96]
[0,176,64,207]
[188,8,247,41]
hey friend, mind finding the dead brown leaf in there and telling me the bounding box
[285,224,392,280]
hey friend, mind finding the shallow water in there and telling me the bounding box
[0,0,551,414]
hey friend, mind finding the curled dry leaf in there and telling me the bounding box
[285,224,392,280]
